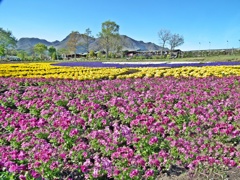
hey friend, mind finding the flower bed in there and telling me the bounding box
[0,76,239,179]
[0,63,239,79]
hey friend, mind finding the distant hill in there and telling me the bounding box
[17,34,167,53]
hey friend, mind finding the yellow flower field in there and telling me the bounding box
[0,63,239,80]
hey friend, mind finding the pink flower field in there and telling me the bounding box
[0,76,239,179]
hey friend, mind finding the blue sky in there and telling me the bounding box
[0,0,240,51]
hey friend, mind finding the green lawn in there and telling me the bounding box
[1,54,240,64]
[57,54,240,63]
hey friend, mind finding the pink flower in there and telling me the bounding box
[50,161,59,170]
[133,137,140,142]
[130,169,139,178]
[149,136,158,145]
[80,165,88,173]
[82,151,88,158]
[137,158,146,167]
[102,119,107,125]
[60,153,67,159]
[113,168,121,176]
[93,167,100,178]
[33,161,41,168]
[145,169,154,177]
[19,175,26,180]
[30,170,41,178]
[9,164,18,172]
[69,128,79,137]
[18,151,26,160]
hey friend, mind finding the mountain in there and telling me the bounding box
[120,35,163,51]
[17,34,166,53]
[17,38,54,52]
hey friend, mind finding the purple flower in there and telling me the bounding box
[145,169,154,177]
[50,161,59,170]
[9,164,18,172]
[130,169,139,178]
[149,136,158,145]
[30,170,41,178]
[113,168,121,176]
[69,128,79,137]
[19,175,26,180]
[80,165,88,173]
[92,167,100,178]
[18,151,26,160]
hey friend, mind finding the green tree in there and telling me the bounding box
[88,50,95,58]
[17,50,27,60]
[33,43,47,59]
[58,48,69,59]
[82,28,93,52]
[97,51,102,59]
[98,20,120,59]
[48,46,56,57]
[67,31,80,59]
[52,52,57,60]
[0,44,5,57]
[0,28,17,55]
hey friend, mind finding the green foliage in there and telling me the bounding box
[33,43,47,59]
[51,52,57,60]
[0,44,5,57]
[0,171,18,180]
[67,31,80,59]
[0,28,17,57]
[108,52,115,58]
[57,48,68,60]
[98,20,120,58]
[97,51,103,58]
[82,28,93,52]
[48,46,56,57]
[0,27,17,49]
[88,50,95,58]
[17,50,27,60]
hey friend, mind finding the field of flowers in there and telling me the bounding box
[0,63,239,180]
[0,63,240,79]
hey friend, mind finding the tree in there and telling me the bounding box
[0,44,5,57]
[168,34,184,51]
[82,28,93,52]
[33,43,47,59]
[58,48,69,59]
[67,31,80,59]
[17,50,27,60]
[51,52,57,60]
[158,29,171,55]
[97,51,102,59]
[48,46,56,58]
[0,28,17,55]
[111,35,122,58]
[88,50,95,58]
[98,20,120,59]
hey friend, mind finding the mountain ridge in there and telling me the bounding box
[17,33,167,53]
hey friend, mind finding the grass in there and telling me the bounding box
[1,54,240,64]
[56,54,240,63]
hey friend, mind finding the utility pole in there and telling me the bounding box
[209,42,211,56]
[199,42,201,56]
[227,40,229,55]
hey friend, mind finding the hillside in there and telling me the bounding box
[17,34,166,53]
